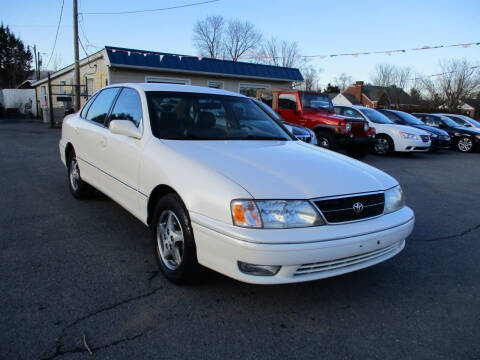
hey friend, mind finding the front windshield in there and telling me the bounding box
[361,108,394,124]
[396,112,425,125]
[300,92,333,111]
[254,99,285,123]
[147,92,293,141]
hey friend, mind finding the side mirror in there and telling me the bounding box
[109,119,141,139]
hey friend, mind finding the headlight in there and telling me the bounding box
[384,186,405,214]
[475,134,480,140]
[345,123,352,132]
[399,132,419,140]
[364,123,369,132]
[231,199,324,228]
[309,129,318,144]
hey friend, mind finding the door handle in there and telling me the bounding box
[100,136,107,148]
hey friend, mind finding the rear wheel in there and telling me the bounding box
[67,151,93,199]
[373,135,394,156]
[456,137,474,152]
[151,193,201,284]
[316,131,337,150]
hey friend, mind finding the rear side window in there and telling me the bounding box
[80,93,98,118]
[109,88,143,127]
[85,88,119,125]
[343,108,364,120]
[381,111,402,123]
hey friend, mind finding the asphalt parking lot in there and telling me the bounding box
[1,119,479,360]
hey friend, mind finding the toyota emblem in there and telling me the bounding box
[352,202,364,213]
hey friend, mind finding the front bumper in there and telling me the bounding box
[396,137,431,152]
[430,137,451,149]
[191,206,414,284]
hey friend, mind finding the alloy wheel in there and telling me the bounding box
[69,156,80,191]
[156,210,185,270]
[457,138,473,152]
[318,136,330,148]
[375,138,389,155]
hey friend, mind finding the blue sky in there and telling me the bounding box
[2,0,480,88]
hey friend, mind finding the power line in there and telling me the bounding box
[80,0,219,15]
[46,0,65,69]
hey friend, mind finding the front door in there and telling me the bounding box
[277,93,300,124]
[99,87,144,218]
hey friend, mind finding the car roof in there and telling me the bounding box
[102,83,246,97]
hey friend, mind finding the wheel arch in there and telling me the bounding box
[65,142,74,163]
[147,184,185,227]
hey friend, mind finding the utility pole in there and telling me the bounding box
[73,0,80,111]
[33,45,39,80]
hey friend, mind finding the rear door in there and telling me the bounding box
[99,87,144,217]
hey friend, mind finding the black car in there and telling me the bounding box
[378,109,451,150]
[412,113,480,153]
[253,99,318,145]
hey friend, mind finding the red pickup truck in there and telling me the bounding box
[256,90,375,157]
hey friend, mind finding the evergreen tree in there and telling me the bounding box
[0,24,33,88]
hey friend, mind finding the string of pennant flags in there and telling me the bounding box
[408,65,480,81]
[110,41,480,62]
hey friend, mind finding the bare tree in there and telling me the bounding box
[302,66,322,91]
[333,73,353,91]
[371,63,397,87]
[436,59,479,111]
[260,37,301,68]
[51,54,63,71]
[371,64,413,107]
[224,19,262,61]
[192,15,225,58]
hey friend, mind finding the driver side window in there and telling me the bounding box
[343,108,364,120]
[278,94,297,110]
[424,116,440,127]
[109,88,143,127]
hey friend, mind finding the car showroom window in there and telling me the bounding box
[278,93,297,110]
[85,88,120,125]
[109,88,143,127]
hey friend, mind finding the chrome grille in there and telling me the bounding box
[294,241,402,276]
[313,192,384,223]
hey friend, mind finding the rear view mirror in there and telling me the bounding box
[109,119,141,139]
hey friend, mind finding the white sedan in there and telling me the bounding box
[60,83,414,284]
[335,105,431,155]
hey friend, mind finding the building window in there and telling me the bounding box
[59,80,66,94]
[238,83,270,97]
[145,76,191,85]
[207,80,224,89]
[40,86,47,106]
[86,78,94,96]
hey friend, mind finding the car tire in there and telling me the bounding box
[316,131,337,150]
[456,137,474,152]
[67,150,93,199]
[347,144,370,158]
[373,135,394,156]
[151,193,201,284]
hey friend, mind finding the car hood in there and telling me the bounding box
[411,124,449,136]
[452,126,480,135]
[162,140,398,199]
[390,124,430,135]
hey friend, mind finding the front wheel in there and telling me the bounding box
[456,137,474,152]
[151,193,201,284]
[316,132,337,150]
[67,151,93,199]
[373,135,394,156]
